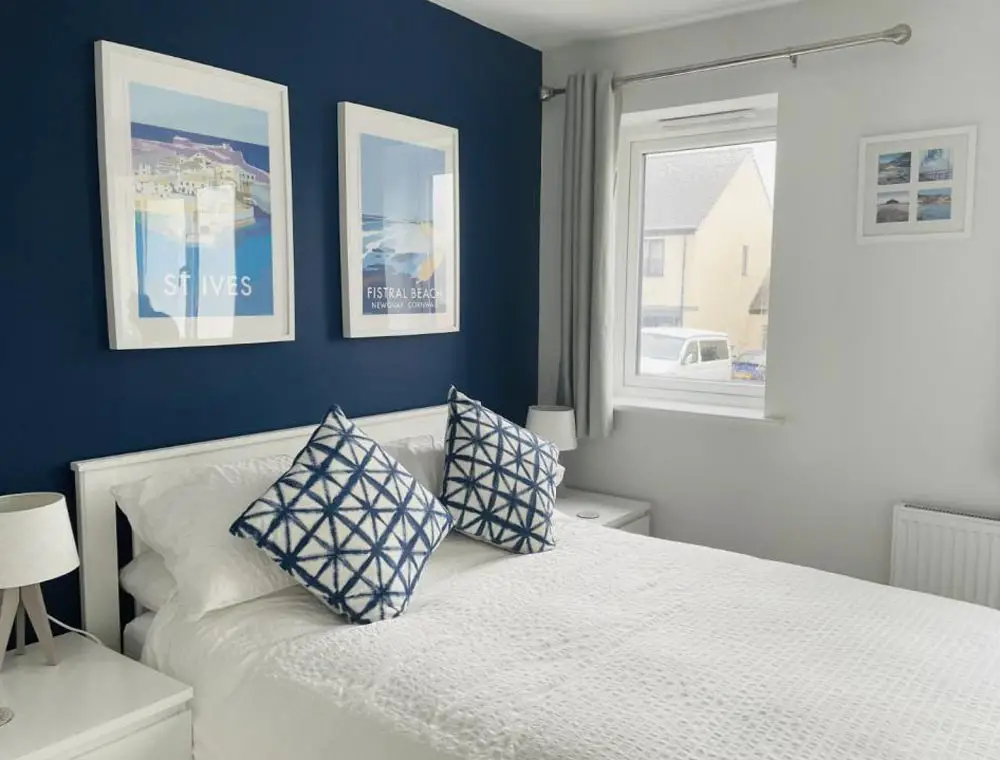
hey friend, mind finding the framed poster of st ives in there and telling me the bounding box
[95,41,295,349]
[338,102,460,338]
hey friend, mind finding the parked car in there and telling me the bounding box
[732,350,766,382]
[640,327,732,380]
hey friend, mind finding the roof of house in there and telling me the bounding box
[643,147,754,234]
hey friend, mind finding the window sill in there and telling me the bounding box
[614,397,783,424]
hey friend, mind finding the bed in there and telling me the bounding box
[122,611,157,660]
[72,405,1000,759]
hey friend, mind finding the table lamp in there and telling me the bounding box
[526,405,578,454]
[0,493,80,670]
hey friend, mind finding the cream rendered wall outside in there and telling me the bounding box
[640,235,687,325]
[539,0,1000,584]
[651,155,771,352]
[642,155,773,351]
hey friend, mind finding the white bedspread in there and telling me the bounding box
[145,516,1000,760]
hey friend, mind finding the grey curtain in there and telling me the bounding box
[556,71,620,439]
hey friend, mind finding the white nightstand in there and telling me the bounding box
[556,488,652,536]
[0,634,192,760]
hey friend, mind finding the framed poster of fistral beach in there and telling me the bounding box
[95,42,295,349]
[338,102,460,338]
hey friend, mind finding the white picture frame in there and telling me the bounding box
[95,41,295,349]
[338,102,460,339]
[857,126,977,244]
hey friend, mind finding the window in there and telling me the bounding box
[699,339,730,363]
[644,238,666,277]
[681,341,699,366]
[617,116,776,410]
[644,333,686,361]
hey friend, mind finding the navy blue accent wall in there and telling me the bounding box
[0,0,541,634]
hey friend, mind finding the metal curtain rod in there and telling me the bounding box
[539,23,912,102]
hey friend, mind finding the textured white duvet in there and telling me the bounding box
[144,516,1000,760]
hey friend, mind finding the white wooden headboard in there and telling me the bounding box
[70,404,448,651]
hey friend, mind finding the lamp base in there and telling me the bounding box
[0,585,58,671]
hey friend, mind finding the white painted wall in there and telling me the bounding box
[540,0,1000,583]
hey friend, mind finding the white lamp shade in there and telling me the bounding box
[0,492,79,588]
[526,405,578,452]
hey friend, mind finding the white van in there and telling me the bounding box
[639,327,733,381]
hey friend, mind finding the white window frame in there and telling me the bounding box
[615,124,777,411]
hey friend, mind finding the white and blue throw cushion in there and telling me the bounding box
[440,388,560,554]
[230,407,453,624]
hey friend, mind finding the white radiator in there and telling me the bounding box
[890,502,1000,608]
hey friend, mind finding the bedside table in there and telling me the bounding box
[556,488,652,536]
[0,634,192,760]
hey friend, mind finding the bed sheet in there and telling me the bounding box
[145,516,1000,760]
[122,611,157,661]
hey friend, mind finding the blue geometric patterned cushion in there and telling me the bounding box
[230,407,453,624]
[440,388,559,554]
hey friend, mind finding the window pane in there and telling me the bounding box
[643,334,685,360]
[700,340,731,362]
[643,238,666,277]
[637,140,774,385]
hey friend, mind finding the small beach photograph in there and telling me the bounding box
[917,188,953,221]
[919,148,954,182]
[859,127,976,242]
[878,152,912,185]
[876,192,911,224]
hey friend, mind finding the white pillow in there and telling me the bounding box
[383,435,445,495]
[110,437,560,619]
[112,455,297,618]
[119,552,176,612]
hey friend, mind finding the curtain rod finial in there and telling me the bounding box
[540,86,566,102]
[888,23,912,45]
